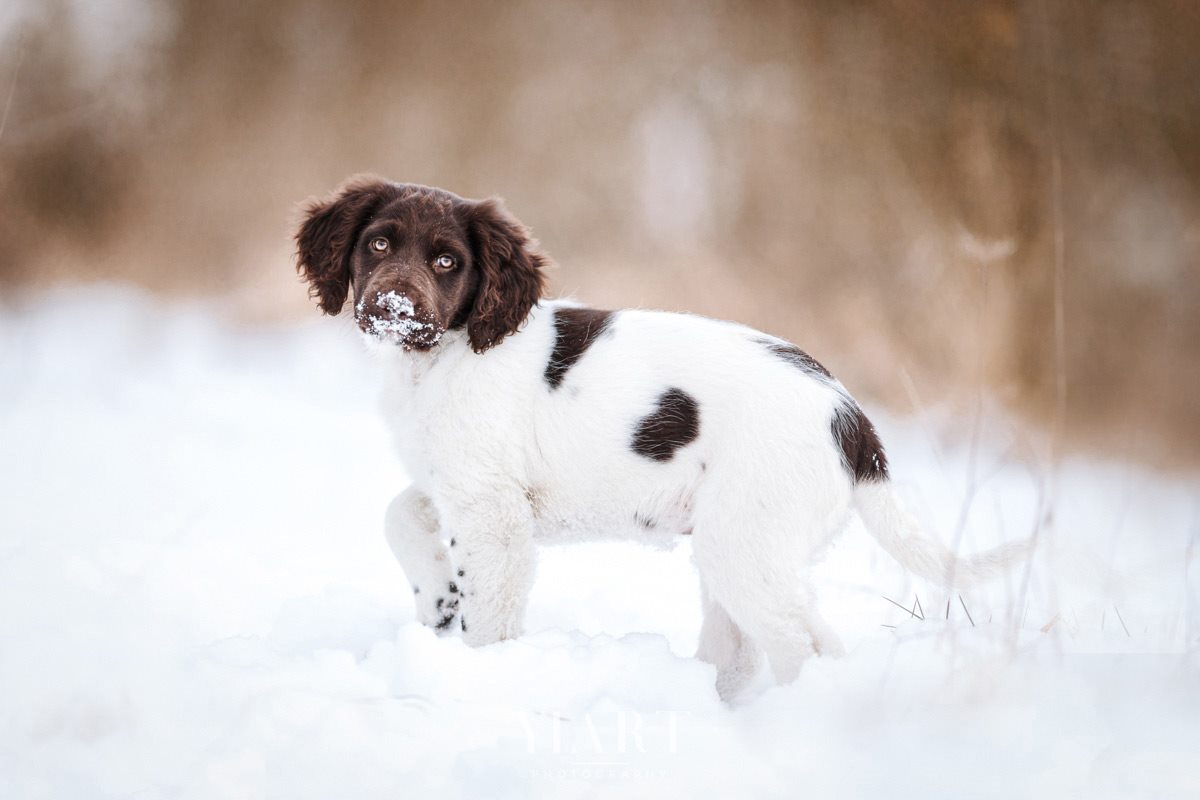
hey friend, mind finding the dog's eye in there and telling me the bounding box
[433,254,456,270]
[369,237,390,254]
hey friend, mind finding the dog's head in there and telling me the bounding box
[295,177,547,353]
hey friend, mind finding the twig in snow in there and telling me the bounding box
[1040,0,1069,465]
[1008,0,1069,653]
[1113,605,1131,638]
[958,595,976,627]
[882,595,923,620]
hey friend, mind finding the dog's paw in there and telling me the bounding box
[412,582,462,634]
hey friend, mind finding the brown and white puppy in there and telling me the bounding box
[295,177,1029,700]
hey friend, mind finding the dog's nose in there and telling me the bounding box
[373,290,416,318]
[356,289,416,335]
[358,289,416,321]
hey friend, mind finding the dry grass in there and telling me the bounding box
[1,0,1197,467]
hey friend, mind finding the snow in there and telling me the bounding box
[1,285,1197,799]
[357,291,442,343]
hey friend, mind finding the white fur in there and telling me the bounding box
[372,299,1024,699]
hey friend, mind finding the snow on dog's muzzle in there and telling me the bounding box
[355,290,445,350]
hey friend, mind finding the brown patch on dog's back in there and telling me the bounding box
[631,388,700,462]
[755,337,833,379]
[832,401,889,482]
[545,307,614,389]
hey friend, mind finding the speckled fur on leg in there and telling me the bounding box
[440,490,537,647]
[384,487,460,632]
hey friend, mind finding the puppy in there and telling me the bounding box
[295,177,1027,699]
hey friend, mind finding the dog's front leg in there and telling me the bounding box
[384,486,461,632]
[442,493,536,647]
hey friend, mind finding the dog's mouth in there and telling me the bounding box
[356,291,445,351]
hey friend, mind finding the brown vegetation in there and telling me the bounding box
[1,0,1197,467]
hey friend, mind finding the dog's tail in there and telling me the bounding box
[852,479,1031,589]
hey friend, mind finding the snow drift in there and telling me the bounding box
[0,286,1196,799]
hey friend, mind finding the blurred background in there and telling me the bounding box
[1,0,1197,469]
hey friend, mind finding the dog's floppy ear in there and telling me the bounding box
[463,198,548,353]
[295,178,394,315]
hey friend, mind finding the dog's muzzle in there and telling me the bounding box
[355,290,445,350]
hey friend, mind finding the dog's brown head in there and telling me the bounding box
[295,177,547,353]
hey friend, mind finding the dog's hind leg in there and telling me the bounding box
[723,582,818,686]
[693,519,843,688]
[384,486,460,633]
[696,581,762,701]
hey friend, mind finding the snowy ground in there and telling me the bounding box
[1,285,1197,799]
